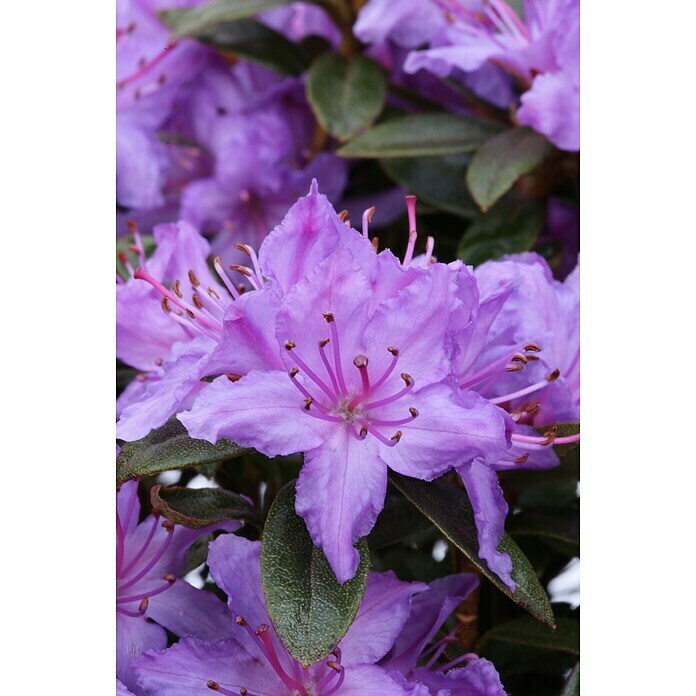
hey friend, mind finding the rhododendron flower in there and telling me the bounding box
[134,535,423,695]
[116,480,239,692]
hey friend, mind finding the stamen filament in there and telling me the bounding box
[118,523,174,591]
[325,315,348,394]
[363,375,414,410]
[256,626,308,696]
[117,577,175,604]
[322,664,345,696]
[438,652,479,671]
[489,377,553,404]
[214,257,241,299]
[369,348,400,394]
[403,195,418,267]
[318,340,341,395]
[120,513,159,577]
[287,348,338,404]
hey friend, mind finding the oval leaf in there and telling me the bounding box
[196,19,308,76]
[116,417,248,484]
[380,154,477,218]
[479,616,579,655]
[467,127,553,211]
[150,484,261,529]
[307,54,387,141]
[160,0,294,39]
[389,471,555,627]
[260,480,370,666]
[338,113,502,158]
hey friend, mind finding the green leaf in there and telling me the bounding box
[479,616,580,655]
[508,508,579,551]
[467,127,553,211]
[160,0,295,39]
[194,19,308,76]
[457,198,544,266]
[117,417,248,484]
[389,472,555,627]
[562,662,580,696]
[260,481,370,666]
[368,497,435,550]
[380,154,478,218]
[307,54,387,141]
[150,484,261,529]
[338,113,502,158]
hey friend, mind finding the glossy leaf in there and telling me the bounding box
[338,113,502,158]
[458,198,544,266]
[389,472,555,627]
[195,19,308,76]
[467,127,553,211]
[116,417,248,484]
[562,662,580,696]
[150,484,261,529]
[479,616,579,655]
[260,481,370,666]
[307,54,387,141]
[380,154,478,218]
[160,0,295,39]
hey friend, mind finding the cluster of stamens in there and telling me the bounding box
[206,618,345,696]
[285,313,418,447]
[116,494,177,618]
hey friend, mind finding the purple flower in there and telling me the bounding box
[134,534,424,695]
[116,479,239,692]
[261,1,341,45]
[179,186,511,583]
[383,574,506,695]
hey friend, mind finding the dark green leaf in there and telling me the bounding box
[150,484,261,529]
[307,54,387,141]
[117,417,248,484]
[467,127,553,211]
[508,508,579,550]
[195,19,308,76]
[457,198,544,266]
[338,113,502,158]
[369,498,435,550]
[160,0,295,39]
[479,616,579,655]
[562,662,580,696]
[260,481,370,666]
[380,154,478,218]
[389,472,555,627]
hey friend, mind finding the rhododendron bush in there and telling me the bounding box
[116,2,580,694]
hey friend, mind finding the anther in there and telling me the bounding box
[207,681,220,691]
[255,624,269,635]
[365,206,375,223]
[234,243,251,256]
[547,368,561,382]
[188,270,200,288]
[136,374,147,382]
[512,354,528,364]
[409,407,419,418]
[289,367,299,377]
[226,373,242,383]
[359,425,368,438]
[155,358,164,366]
[162,520,175,532]
[118,251,129,265]
[304,398,313,411]
[327,661,341,672]
[353,355,369,369]
[235,616,247,626]
[229,264,251,277]
[285,340,296,350]
[541,425,558,445]
[126,219,138,234]
[525,343,542,352]
[338,210,349,222]
[401,373,412,386]
[192,294,204,309]
[323,312,335,323]
[391,431,403,444]
[138,597,149,612]
[371,237,379,251]
[506,363,524,372]
[525,353,540,361]
[172,279,183,297]
[387,346,399,356]
[163,573,176,584]
[208,287,220,299]
[186,309,196,319]
[514,453,529,464]
[525,401,540,414]
[319,338,330,348]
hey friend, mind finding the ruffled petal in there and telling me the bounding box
[405,657,506,696]
[334,663,407,695]
[117,612,167,692]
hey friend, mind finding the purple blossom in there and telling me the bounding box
[179,185,512,583]
[134,534,423,695]
[116,479,239,693]
[261,1,341,45]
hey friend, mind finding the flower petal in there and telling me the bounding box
[334,663,406,695]
[117,612,167,692]
[406,657,506,696]
[296,428,387,583]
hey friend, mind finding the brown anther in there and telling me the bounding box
[207,680,220,691]
[371,236,380,251]
[118,251,129,264]
[391,431,403,443]
[255,624,269,635]
[188,270,200,287]
[208,287,220,299]
[331,649,340,658]
[237,284,246,294]
[319,338,330,348]
[401,373,412,386]
[226,373,242,383]
[512,354,528,364]
[235,616,247,626]
[409,407,419,418]
[289,367,299,378]
[285,340,296,350]
[322,312,335,323]
[172,279,183,298]
[540,425,558,445]
[162,521,175,532]
[138,597,149,612]
[387,346,399,356]
[353,355,369,368]
[192,294,204,309]
[525,354,540,361]
[136,373,147,382]
[337,210,349,222]
[359,425,368,438]
[162,297,172,313]
[525,402,540,415]
[547,368,561,382]
[514,453,530,464]
[234,243,251,256]
[128,245,140,254]
[240,689,248,695]
[214,256,223,267]
[186,309,196,319]
[524,343,542,352]
[229,264,251,277]
[327,661,341,672]
[366,206,376,222]
[304,397,313,411]
[506,363,524,372]
[155,358,164,366]
[163,573,176,584]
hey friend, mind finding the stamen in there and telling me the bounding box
[318,339,340,394]
[288,370,333,413]
[438,652,479,671]
[361,206,375,238]
[229,264,261,290]
[255,625,308,696]
[322,662,345,696]
[424,236,435,265]
[234,243,264,286]
[403,195,418,267]
[489,374,557,405]
[368,347,400,394]
[338,210,349,222]
[511,430,580,448]
[323,313,348,394]
[354,355,371,395]
[188,270,200,287]
[214,257,241,299]
[118,521,175,592]
[117,41,177,90]
[357,422,401,448]
[363,373,414,410]
[303,398,313,411]
[117,574,175,604]
[120,512,159,577]
[514,453,529,464]
[369,409,418,427]
[285,342,338,404]
[206,681,247,696]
